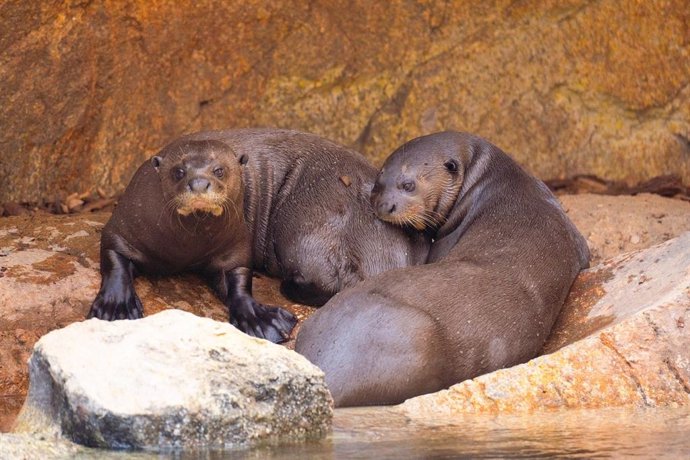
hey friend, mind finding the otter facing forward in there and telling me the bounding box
[296,131,590,406]
[88,138,297,343]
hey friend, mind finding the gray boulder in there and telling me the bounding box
[13,310,333,450]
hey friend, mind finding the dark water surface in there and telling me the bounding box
[2,405,690,458]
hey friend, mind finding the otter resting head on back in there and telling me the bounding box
[296,131,590,406]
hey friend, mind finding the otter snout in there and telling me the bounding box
[371,179,428,229]
[177,169,227,217]
[371,189,401,221]
[373,197,397,219]
[188,177,211,193]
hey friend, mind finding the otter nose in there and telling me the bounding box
[375,200,396,217]
[188,178,211,193]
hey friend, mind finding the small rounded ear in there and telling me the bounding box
[151,156,163,171]
[238,154,249,165]
[444,159,459,173]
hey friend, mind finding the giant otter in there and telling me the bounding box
[89,129,429,343]
[295,131,590,406]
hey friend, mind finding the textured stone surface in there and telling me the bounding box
[13,310,333,450]
[560,193,690,264]
[0,434,92,460]
[401,232,690,416]
[0,212,313,418]
[1,0,689,203]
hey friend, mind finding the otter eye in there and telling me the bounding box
[213,167,224,178]
[173,168,186,181]
[402,181,416,193]
[444,159,459,173]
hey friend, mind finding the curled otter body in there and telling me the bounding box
[90,129,429,342]
[295,131,590,406]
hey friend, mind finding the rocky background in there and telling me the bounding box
[2,0,689,204]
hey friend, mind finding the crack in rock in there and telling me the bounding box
[599,332,651,406]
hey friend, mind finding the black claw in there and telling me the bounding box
[89,249,143,321]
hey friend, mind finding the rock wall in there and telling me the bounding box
[2,1,690,203]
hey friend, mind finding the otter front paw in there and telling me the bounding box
[230,299,298,343]
[88,290,144,320]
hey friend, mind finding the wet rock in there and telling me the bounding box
[401,232,690,416]
[2,1,689,203]
[0,434,96,459]
[13,310,333,450]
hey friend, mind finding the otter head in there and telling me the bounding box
[371,133,467,231]
[152,139,248,217]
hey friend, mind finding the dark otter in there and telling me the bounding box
[88,138,297,343]
[89,129,429,343]
[181,129,429,306]
[295,131,590,406]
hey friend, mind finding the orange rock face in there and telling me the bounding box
[1,1,689,203]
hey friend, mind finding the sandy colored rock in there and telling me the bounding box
[1,1,689,203]
[13,310,333,450]
[401,233,690,417]
[560,193,690,264]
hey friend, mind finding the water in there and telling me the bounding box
[2,405,690,458]
[249,406,690,459]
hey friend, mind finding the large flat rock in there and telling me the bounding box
[560,193,690,264]
[13,310,333,450]
[401,232,690,416]
[2,1,689,203]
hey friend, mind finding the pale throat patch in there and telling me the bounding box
[175,192,225,217]
[177,205,224,217]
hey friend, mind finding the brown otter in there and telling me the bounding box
[295,131,590,406]
[89,129,429,342]
[181,129,429,306]
[88,138,297,343]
